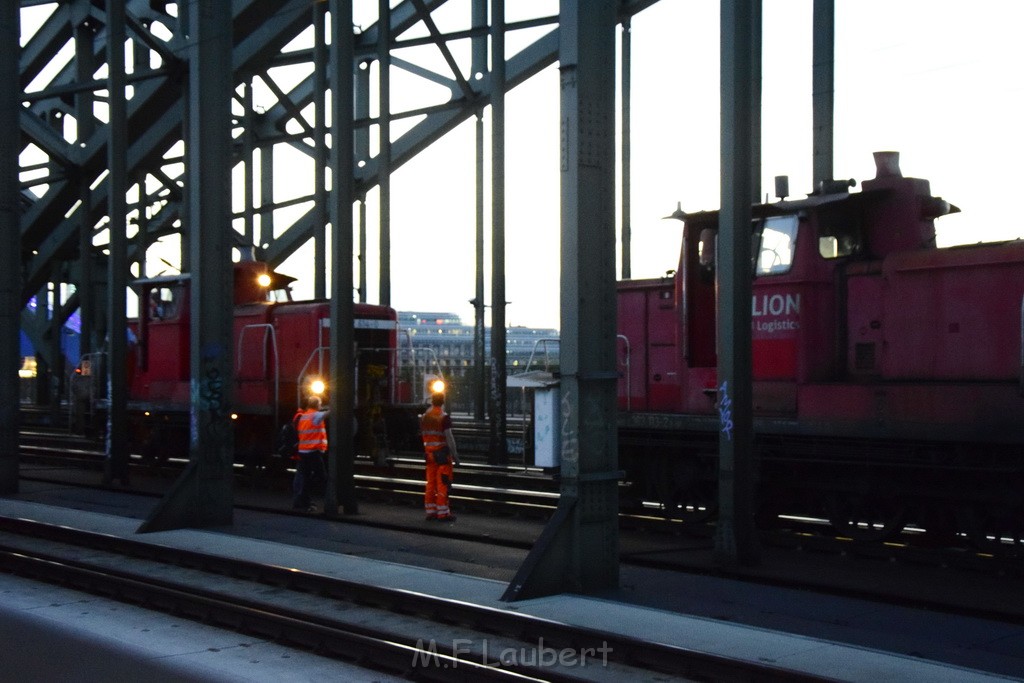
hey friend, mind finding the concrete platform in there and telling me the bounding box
[1,485,1023,682]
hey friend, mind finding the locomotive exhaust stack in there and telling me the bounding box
[873,150,902,178]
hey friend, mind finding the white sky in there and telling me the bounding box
[320,0,1024,330]
[20,2,1024,331]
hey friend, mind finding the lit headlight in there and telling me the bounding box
[309,378,326,395]
[429,378,446,395]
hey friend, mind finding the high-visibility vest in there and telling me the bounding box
[296,409,328,452]
[420,406,447,454]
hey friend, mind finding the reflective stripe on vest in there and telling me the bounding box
[297,410,328,451]
[420,406,446,453]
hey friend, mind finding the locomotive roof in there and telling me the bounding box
[132,265,297,290]
[669,185,896,223]
[133,272,191,287]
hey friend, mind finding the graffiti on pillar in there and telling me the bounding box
[717,380,733,441]
[560,387,579,466]
[200,365,224,417]
[191,344,228,452]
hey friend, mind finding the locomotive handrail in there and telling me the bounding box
[402,345,444,404]
[513,338,561,425]
[349,345,407,407]
[296,346,329,407]
[402,330,414,405]
[292,344,443,407]
[515,336,631,411]
[236,324,279,419]
[351,345,444,405]
[521,337,561,375]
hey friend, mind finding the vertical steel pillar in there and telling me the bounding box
[812,0,835,188]
[177,4,192,275]
[471,0,487,421]
[328,0,358,516]
[377,0,391,307]
[620,20,631,280]
[473,112,486,420]
[133,13,152,263]
[104,0,130,486]
[313,2,328,300]
[75,19,96,357]
[489,0,508,464]
[0,3,19,494]
[48,281,62,424]
[132,14,150,263]
[243,78,254,247]
[358,198,367,302]
[355,64,370,303]
[751,1,762,203]
[502,0,619,601]
[136,185,149,278]
[259,144,274,250]
[31,284,49,407]
[715,0,760,567]
[139,0,234,532]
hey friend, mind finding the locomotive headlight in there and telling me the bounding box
[429,378,446,395]
[256,273,272,288]
[309,378,326,396]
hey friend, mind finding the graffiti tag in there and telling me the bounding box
[718,380,733,441]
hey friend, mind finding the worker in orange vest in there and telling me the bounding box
[292,395,329,513]
[420,392,460,521]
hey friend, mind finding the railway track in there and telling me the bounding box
[0,513,826,683]
[18,427,561,513]
[16,426,1024,627]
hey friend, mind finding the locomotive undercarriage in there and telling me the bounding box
[618,421,1024,555]
[86,404,424,474]
[124,408,279,471]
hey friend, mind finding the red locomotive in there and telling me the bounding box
[78,260,422,470]
[617,152,1024,551]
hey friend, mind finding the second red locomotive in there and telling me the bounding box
[77,260,424,470]
[617,152,1024,551]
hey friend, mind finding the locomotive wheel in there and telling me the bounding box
[826,494,907,542]
[959,503,1024,556]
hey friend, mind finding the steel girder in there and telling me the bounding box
[17,0,660,315]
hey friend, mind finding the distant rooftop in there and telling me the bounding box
[398,311,558,335]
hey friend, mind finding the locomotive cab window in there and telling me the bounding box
[755,215,798,276]
[698,228,716,268]
[818,225,861,259]
[148,285,181,320]
[697,228,717,283]
[816,204,863,259]
[266,285,292,303]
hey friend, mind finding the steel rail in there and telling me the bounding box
[0,515,830,683]
[0,546,532,683]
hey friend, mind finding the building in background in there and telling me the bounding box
[398,311,559,413]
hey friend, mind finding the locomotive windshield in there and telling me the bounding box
[266,286,292,303]
[148,284,182,320]
[755,215,798,276]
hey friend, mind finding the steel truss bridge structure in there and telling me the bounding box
[2,0,829,595]
[11,0,657,388]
